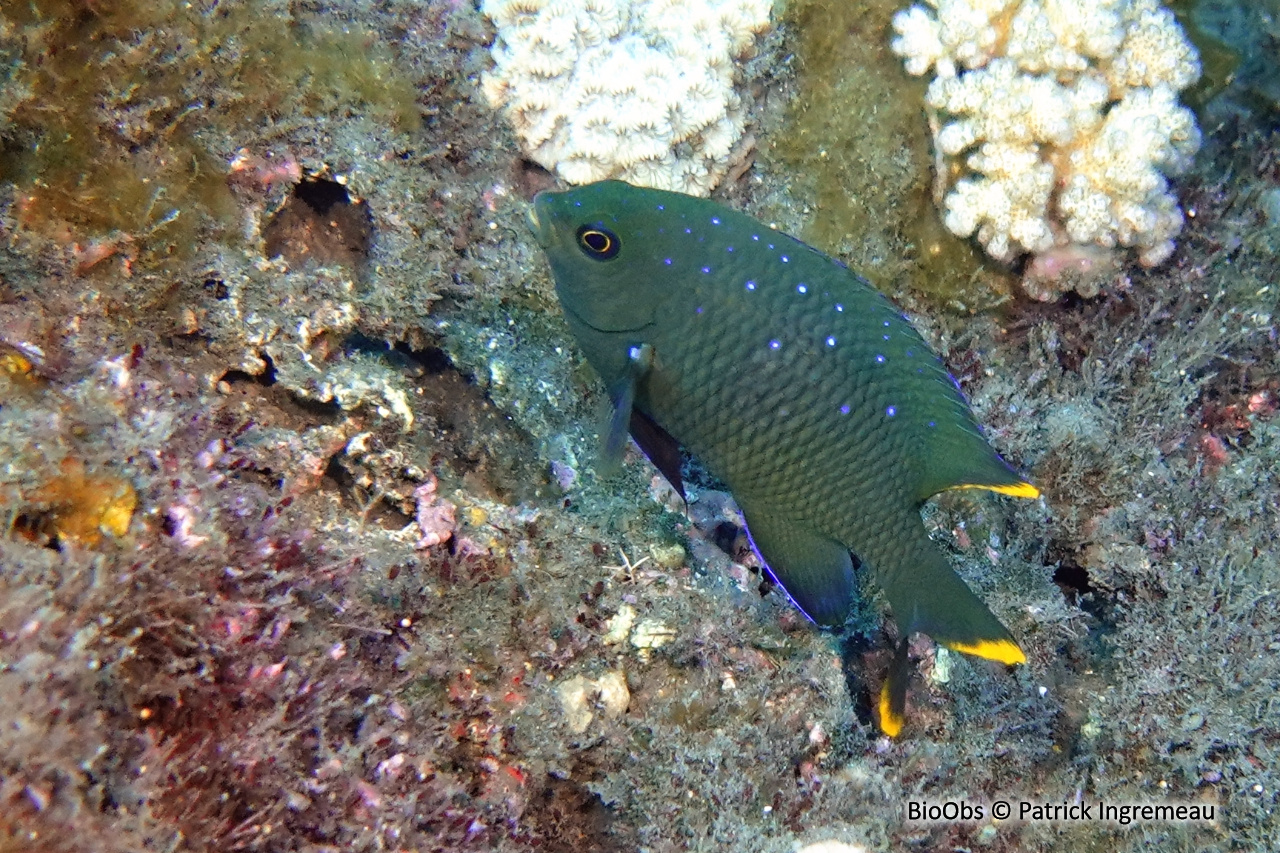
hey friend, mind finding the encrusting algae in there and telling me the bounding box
[0,0,418,273]
[13,458,136,547]
[774,0,1013,311]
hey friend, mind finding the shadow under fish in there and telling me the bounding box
[529,180,1040,737]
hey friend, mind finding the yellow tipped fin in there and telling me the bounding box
[952,481,1041,499]
[877,682,904,738]
[876,639,911,738]
[946,637,1026,665]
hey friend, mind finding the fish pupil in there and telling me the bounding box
[576,225,620,260]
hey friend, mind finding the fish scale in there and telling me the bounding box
[530,180,1040,736]
[649,252,910,519]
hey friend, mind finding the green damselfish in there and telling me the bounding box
[529,180,1039,736]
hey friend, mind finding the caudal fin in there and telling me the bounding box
[877,638,911,737]
[874,528,1026,666]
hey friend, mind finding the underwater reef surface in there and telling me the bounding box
[1,0,1278,850]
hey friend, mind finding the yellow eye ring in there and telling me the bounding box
[576,225,620,260]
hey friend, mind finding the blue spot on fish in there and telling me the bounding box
[701,266,711,274]
[745,280,757,291]
[797,284,807,294]
[711,217,721,225]
[769,339,781,350]
[835,304,844,312]
[664,258,673,265]
[876,355,886,364]
[840,404,851,415]
[886,406,897,417]
[657,204,665,211]
[826,336,837,347]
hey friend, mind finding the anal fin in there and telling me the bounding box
[740,505,856,629]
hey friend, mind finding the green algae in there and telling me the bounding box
[1168,0,1241,109]
[773,0,1016,312]
[1176,0,1280,111]
[0,0,419,272]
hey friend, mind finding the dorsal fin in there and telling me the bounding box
[915,417,1039,500]
[850,298,1039,502]
[903,356,1038,501]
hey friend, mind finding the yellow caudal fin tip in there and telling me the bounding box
[946,638,1027,666]
[995,481,1041,499]
[877,683,904,738]
[954,481,1041,499]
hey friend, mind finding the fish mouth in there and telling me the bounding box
[560,299,654,335]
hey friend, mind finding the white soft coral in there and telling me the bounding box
[891,0,1201,285]
[1058,84,1200,264]
[481,0,772,195]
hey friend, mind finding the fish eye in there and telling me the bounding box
[576,225,620,260]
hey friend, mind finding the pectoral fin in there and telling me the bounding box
[599,343,653,476]
[740,504,857,629]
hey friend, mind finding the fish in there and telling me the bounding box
[528,180,1039,736]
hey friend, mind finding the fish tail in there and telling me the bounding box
[875,530,1026,667]
[877,637,911,737]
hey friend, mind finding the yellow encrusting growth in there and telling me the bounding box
[22,458,138,546]
[946,637,1027,665]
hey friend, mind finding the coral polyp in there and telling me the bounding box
[891,0,1203,294]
